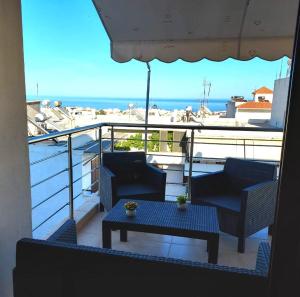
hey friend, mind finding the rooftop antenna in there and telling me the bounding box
[36,82,39,98]
[200,79,212,111]
[207,82,212,106]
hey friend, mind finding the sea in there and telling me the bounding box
[26,96,228,112]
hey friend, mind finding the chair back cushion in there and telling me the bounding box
[14,238,268,297]
[102,152,146,183]
[224,158,277,193]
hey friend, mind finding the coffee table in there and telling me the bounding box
[102,199,220,264]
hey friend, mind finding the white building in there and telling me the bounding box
[252,86,274,102]
[270,77,290,128]
[235,101,272,123]
[226,100,246,118]
[226,86,273,121]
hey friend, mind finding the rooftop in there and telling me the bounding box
[237,101,272,110]
[252,86,273,95]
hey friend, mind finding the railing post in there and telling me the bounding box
[144,62,151,153]
[111,126,114,152]
[188,129,195,200]
[98,126,105,212]
[243,139,246,159]
[67,134,74,220]
[144,127,148,153]
[98,127,102,164]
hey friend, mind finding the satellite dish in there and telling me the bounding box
[41,100,50,107]
[35,112,47,122]
[54,100,62,107]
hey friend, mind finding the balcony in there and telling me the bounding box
[29,122,281,270]
[77,208,270,269]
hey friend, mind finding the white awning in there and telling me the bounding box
[93,0,299,62]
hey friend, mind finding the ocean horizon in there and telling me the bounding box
[26,96,230,112]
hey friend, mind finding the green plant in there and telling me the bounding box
[96,109,106,115]
[148,131,159,152]
[127,133,144,150]
[176,194,187,205]
[114,142,131,151]
[113,131,172,152]
[124,201,138,210]
[167,131,173,152]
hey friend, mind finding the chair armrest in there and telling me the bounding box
[100,165,117,210]
[255,242,271,276]
[100,165,116,178]
[243,180,277,193]
[47,219,77,244]
[191,171,226,201]
[241,180,278,234]
[144,164,167,191]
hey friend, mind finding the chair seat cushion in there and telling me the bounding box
[195,195,241,212]
[117,183,160,198]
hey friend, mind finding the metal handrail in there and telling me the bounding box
[32,201,69,232]
[72,166,99,184]
[28,122,282,144]
[30,149,68,166]
[111,137,282,145]
[29,121,283,232]
[31,168,68,188]
[32,185,68,210]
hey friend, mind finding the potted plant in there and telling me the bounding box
[124,201,138,217]
[176,194,188,210]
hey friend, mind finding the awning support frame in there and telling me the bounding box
[144,62,151,152]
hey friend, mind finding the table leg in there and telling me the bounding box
[208,235,219,264]
[102,222,112,249]
[120,229,127,242]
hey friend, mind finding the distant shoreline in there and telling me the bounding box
[26,96,231,112]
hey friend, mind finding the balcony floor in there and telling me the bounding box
[78,210,271,270]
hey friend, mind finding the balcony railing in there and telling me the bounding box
[28,122,282,238]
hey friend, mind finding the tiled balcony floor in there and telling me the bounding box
[78,210,271,270]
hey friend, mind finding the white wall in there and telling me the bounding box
[270,77,290,128]
[254,93,273,102]
[192,140,282,162]
[235,110,271,121]
[0,1,32,296]
[188,130,283,163]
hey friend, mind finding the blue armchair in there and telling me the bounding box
[100,152,166,210]
[191,158,278,253]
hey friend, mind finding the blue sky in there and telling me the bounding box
[21,0,289,100]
